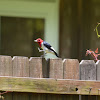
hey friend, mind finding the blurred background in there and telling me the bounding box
[1,17,44,57]
[0,0,100,61]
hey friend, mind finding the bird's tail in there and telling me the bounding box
[54,51,59,57]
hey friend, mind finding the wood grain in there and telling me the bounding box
[48,58,63,79]
[96,60,100,80]
[12,56,29,77]
[0,56,12,76]
[96,60,100,100]
[80,60,96,100]
[63,59,79,100]
[80,60,96,80]
[63,59,79,79]
[0,56,12,100]
[29,57,47,78]
[0,77,99,95]
[29,57,47,100]
[47,58,63,100]
[12,56,29,100]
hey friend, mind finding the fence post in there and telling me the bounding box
[63,59,79,100]
[96,60,100,80]
[96,60,100,99]
[0,55,12,100]
[47,58,63,100]
[12,56,29,100]
[80,60,96,100]
[29,57,47,100]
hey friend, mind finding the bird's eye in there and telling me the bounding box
[38,40,40,41]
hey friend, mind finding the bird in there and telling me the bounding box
[34,38,59,57]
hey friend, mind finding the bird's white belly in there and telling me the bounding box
[41,43,54,54]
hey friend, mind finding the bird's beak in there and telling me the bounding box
[34,40,38,42]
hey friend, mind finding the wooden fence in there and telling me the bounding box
[0,55,100,100]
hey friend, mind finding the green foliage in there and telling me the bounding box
[95,23,100,38]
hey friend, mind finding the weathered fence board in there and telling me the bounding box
[96,60,100,100]
[80,60,96,100]
[0,56,12,100]
[63,59,79,100]
[63,59,79,79]
[47,58,63,100]
[48,58,63,79]
[80,60,96,80]
[12,56,29,77]
[29,57,46,100]
[0,76,100,95]
[29,57,43,78]
[96,60,100,80]
[0,56,12,76]
[12,56,29,100]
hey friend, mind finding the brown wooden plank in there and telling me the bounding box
[96,60,100,80]
[63,59,79,100]
[0,55,12,76]
[29,57,47,78]
[0,55,12,100]
[0,76,99,95]
[12,56,29,100]
[29,57,47,100]
[63,59,79,79]
[29,93,47,100]
[29,57,43,78]
[12,56,29,77]
[48,58,63,79]
[80,60,96,100]
[47,58,63,100]
[80,60,96,80]
[63,95,79,100]
[96,60,100,100]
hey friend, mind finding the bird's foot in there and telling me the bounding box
[38,47,44,52]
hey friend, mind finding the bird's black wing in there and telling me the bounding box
[43,41,59,57]
[43,41,52,50]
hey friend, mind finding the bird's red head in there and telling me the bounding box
[34,38,43,47]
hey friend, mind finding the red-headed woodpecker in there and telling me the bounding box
[34,38,59,57]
